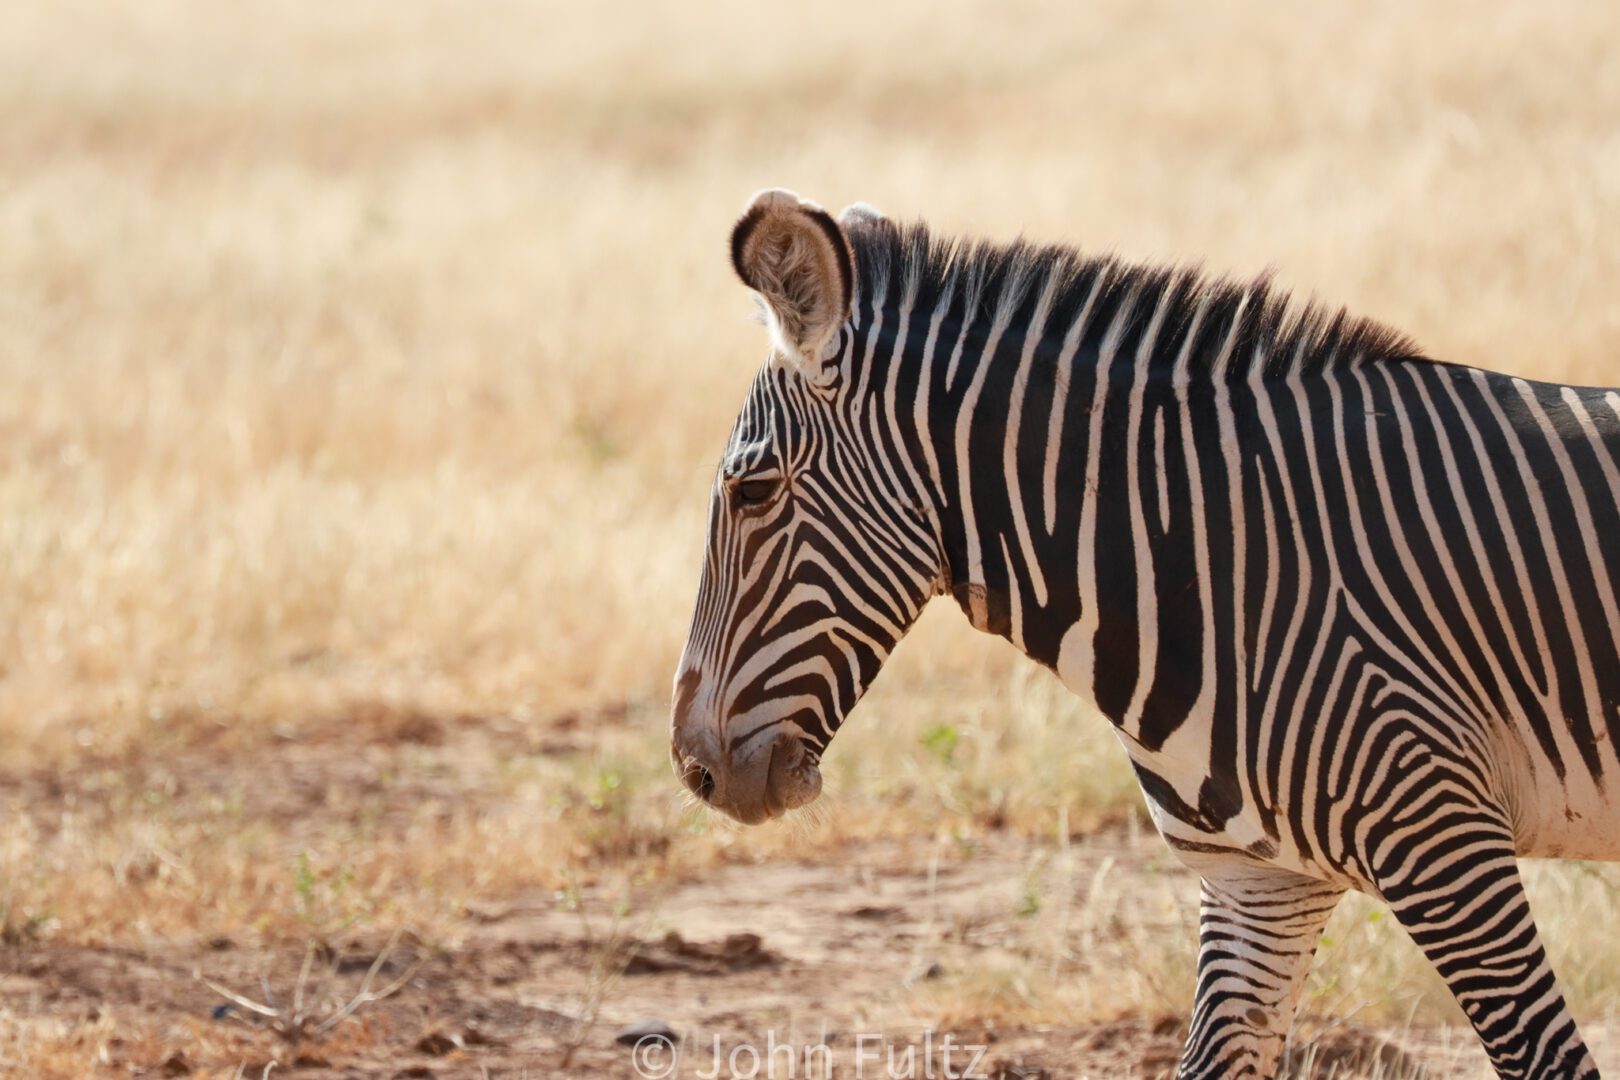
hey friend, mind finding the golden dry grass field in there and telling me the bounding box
[2,1,1620,1076]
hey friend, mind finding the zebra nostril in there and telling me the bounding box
[680,760,716,803]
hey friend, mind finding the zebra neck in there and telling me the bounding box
[854,242,1429,735]
[881,276,1341,733]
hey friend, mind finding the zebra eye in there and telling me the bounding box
[734,478,779,507]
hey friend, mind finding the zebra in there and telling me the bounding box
[669,188,1620,1079]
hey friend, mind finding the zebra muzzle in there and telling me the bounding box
[672,720,821,823]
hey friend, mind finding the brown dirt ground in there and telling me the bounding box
[0,718,1614,1079]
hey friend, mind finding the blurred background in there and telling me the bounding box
[2,1,1617,1075]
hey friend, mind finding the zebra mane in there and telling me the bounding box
[843,217,1423,378]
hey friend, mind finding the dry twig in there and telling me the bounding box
[194,927,424,1043]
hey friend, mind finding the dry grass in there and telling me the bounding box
[3,0,1620,1073]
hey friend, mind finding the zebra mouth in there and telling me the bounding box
[764,732,823,817]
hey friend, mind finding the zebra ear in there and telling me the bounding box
[837,201,888,230]
[730,189,855,366]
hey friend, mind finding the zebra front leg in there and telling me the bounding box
[1373,826,1598,1079]
[1175,868,1346,1080]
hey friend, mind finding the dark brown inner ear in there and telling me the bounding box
[729,203,770,291]
[729,202,855,320]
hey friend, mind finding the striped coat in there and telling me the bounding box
[672,189,1619,1079]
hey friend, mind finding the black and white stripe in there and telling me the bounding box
[677,207,1620,1078]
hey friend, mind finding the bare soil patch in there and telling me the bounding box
[3,718,1593,1079]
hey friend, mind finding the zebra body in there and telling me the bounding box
[671,189,1620,1078]
[1039,357,1620,877]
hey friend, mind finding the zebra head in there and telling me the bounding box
[670,190,944,824]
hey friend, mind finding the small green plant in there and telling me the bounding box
[293,851,361,940]
[590,768,624,812]
[920,723,960,763]
[1016,875,1043,918]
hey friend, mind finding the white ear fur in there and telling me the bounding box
[730,189,855,366]
[837,202,888,228]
